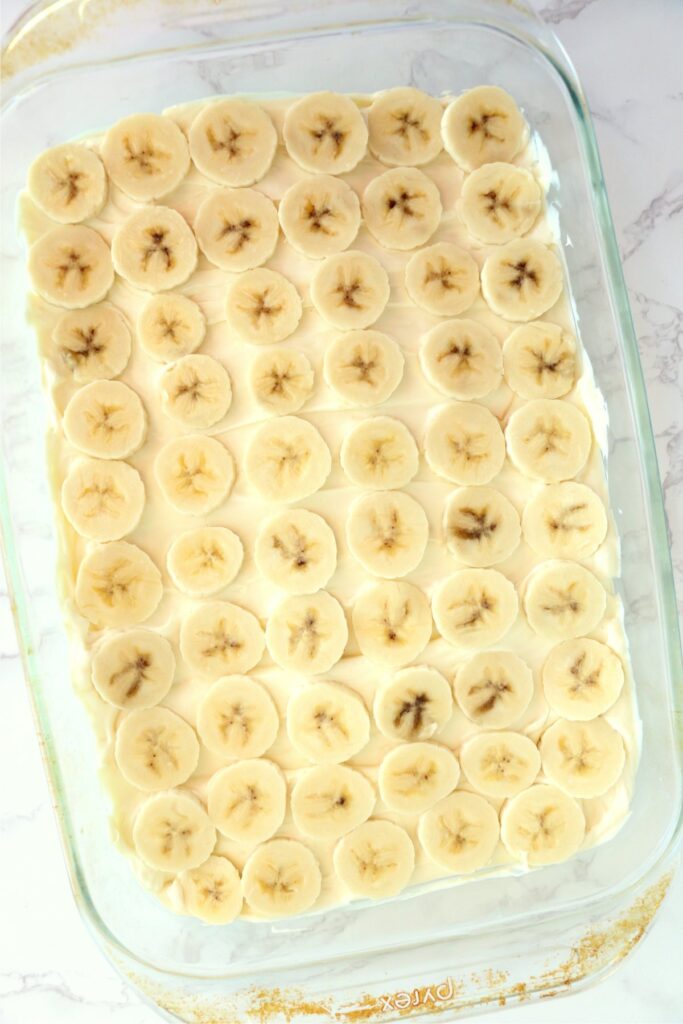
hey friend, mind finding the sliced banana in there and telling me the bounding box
[505,399,592,483]
[286,681,370,764]
[424,402,505,486]
[180,602,265,679]
[542,638,625,721]
[138,292,206,363]
[340,415,418,490]
[378,741,460,814]
[500,783,585,866]
[102,113,190,200]
[188,99,277,186]
[52,303,131,381]
[159,353,232,429]
[249,348,314,415]
[419,319,501,399]
[167,526,243,597]
[115,706,199,791]
[283,92,368,174]
[432,569,518,649]
[443,485,521,567]
[363,168,442,251]
[28,143,107,224]
[63,379,146,460]
[179,855,242,924]
[265,590,348,675]
[460,731,540,798]
[334,819,415,899]
[61,457,145,541]
[352,580,432,668]
[523,560,607,640]
[503,321,577,400]
[243,416,331,503]
[196,675,278,758]
[310,250,390,330]
[155,434,235,515]
[75,541,163,628]
[279,175,361,259]
[91,629,175,710]
[194,187,279,272]
[540,717,625,798]
[323,330,404,407]
[207,758,286,844]
[454,650,534,729]
[368,87,443,166]
[405,243,480,318]
[459,163,542,244]
[481,240,563,322]
[374,666,453,741]
[242,838,321,917]
[28,225,114,309]
[522,482,607,560]
[225,267,302,345]
[346,490,429,578]
[112,206,198,292]
[291,764,375,840]
[418,791,500,874]
[133,790,216,872]
[442,86,527,171]
[254,509,337,595]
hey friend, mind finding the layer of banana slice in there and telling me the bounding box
[138,292,206,363]
[291,764,375,840]
[523,560,607,640]
[333,819,415,899]
[419,319,501,399]
[323,330,404,407]
[505,399,592,483]
[441,86,527,171]
[500,783,585,866]
[542,638,624,721]
[194,187,279,272]
[243,416,331,502]
[133,790,216,871]
[362,168,442,251]
[540,717,625,798]
[196,675,278,758]
[91,629,175,710]
[373,665,453,741]
[286,681,370,764]
[378,741,460,814]
[368,87,444,166]
[265,590,348,675]
[61,458,144,542]
[112,206,198,292]
[352,580,432,667]
[310,250,390,330]
[114,706,199,791]
[432,569,518,649]
[454,650,534,729]
[346,490,429,578]
[405,243,480,317]
[28,225,114,309]
[179,855,243,924]
[340,415,419,490]
[159,353,232,429]
[52,304,131,382]
[459,162,542,244]
[279,175,361,259]
[180,602,265,679]
[75,540,163,628]
[101,113,190,200]
[166,526,243,597]
[254,508,337,595]
[188,99,277,186]
[443,485,521,567]
[28,143,107,224]
[502,321,577,399]
[522,482,607,560]
[242,838,322,917]
[63,379,146,460]
[225,267,302,345]
[481,240,563,322]
[283,92,368,174]
[418,791,500,874]
[424,402,505,486]
[154,434,235,515]
[249,348,314,414]
[206,758,286,844]
[460,730,541,798]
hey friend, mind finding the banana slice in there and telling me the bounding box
[459,163,542,244]
[334,819,415,899]
[138,292,206,363]
[91,629,175,710]
[63,379,146,460]
[368,87,444,166]
[155,434,235,515]
[505,399,592,483]
[75,541,163,628]
[424,402,505,486]
[442,86,527,171]
[180,602,265,679]
[291,764,375,840]
[352,581,432,668]
[112,206,198,292]
[419,319,501,399]
[279,175,361,259]
[374,666,453,741]
[249,348,314,414]
[523,560,607,640]
[194,187,279,272]
[133,790,216,871]
[179,855,242,925]
[346,490,429,578]
[540,717,625,798]
[323,330,404,407]
[310,250,390,330]
[242,838,321,917]
[542,638,624,721]
[254,509,337,595]
[167,526,243,597]
[362,168,442,251]
[102,113,190,200]
[418,791,500,874]
[379,741,460,814]
[405,244,480,318]
[265,591,348,675]
[283,92,368,174]
[503,321,577,400]
[52,303,131,382]
[28,143,107,224]
[500,783,585,866]
[225,267,302,345]
[207,758,286,844]
[188,99,277,186]
[481,240,563,322]
[196,676,278,758]
[159,354,232,429]
[115,706,199,791]
[460,731,540,798]
[340,416,419,490]
[432,569,518,649]
[243,416,331,503]
[286,681,370,764]
[61,457,145,541]
[522,483,607,560]
[454,650,534,729]
[443,485,521,567]
[28,225,114,309]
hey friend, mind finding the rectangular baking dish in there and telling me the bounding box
[1,1,682,1020]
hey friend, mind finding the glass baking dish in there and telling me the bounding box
[1,0,681,1020]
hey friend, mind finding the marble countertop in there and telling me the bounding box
[1,0,681,1021]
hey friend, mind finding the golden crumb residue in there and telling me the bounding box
[245,988,333,1024]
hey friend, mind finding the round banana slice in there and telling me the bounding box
[505,399,592,483]
[28,143,107,224]
[352,581,432,668]
[340,415,419,490]
[286,681,370,764]
[405,244,480,318]
[522,482,608,560]
[179,855,243,925]
[167,526,243,597]
[159,353,232,429]
[115,706,199,791]
[362,168,442,251]
[442,86,527,171]
[102,113,190,200]
[188,99,277,186]
[432,569,518,649]
[459,163,542,244]
[368,87,444,167]
[443,485,521,567]
[133,790,216,872]
[323,330,404,407]
[91,629,175,710]
[379,741,460,814]
[540,717,625,798]
[310,250,390,331]
[28,225,114,309]
[207,758,286,844]
[542,638,624,721]
[279,175,361,259]
[283,92,368,174]
[346,490,429,578]
[180,602,265,679]
[194,187,279,272]
[196,676,278,758]
[419,319,501,399]
[460,731,540,798]
[266,590,348,675]
[112,206,198,292]
[481,240,563,322]
[138,292,206,363]
[155,434,235,515]
[418,791,500,874]
[242,838,321,917]
[374,666,453,741]
[424,402,505,486]
[334,819,415,899]
[52,303,131,382]
[63,379,146,460]
[500,783,585,866]
[291,764,375,840]
[502,321,577,400]
[75,541,163,628]
[254,509,337,595]
[244,416,331,503]
[454,650,534,729]
[61,457,145,541]
[225,267,302,346]
[523,560,607,640]
[249,348,314,415]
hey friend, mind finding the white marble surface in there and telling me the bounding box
[1,0,681,1021]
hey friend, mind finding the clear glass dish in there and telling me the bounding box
[1,1,681,1020]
